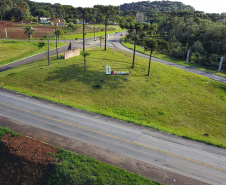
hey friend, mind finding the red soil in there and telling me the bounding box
[0,133,59,185]
[0,21,57,39]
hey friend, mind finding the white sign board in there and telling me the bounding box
[106,65,129,75]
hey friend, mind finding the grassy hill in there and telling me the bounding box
[0,40,67,66]
[0,48,225,147]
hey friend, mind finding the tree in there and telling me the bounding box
[34,9,50,18]
[6,7,21,21]
[0,2,9,20]
[80,51,90,75]
[54,24,58,58]
[145,39,170,76]
[17,2,31,21]
[124,22,149,68]
[55,28,63,42]
[145,39,157,76]
[24,26,34,41]
[94,5,121,50]
[132,23,144,68]
[99,36,103,47]
[77,7,87,51]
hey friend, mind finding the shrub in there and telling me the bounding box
[39,42,45,47]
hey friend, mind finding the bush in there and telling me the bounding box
[0,127,22,138]
[39,42,45,47]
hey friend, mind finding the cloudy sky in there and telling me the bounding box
[31,0,226,14]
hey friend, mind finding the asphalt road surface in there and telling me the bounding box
[0,89,225,185]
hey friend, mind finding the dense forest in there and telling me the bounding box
[146,10,226,71]
[0,0,78,22]
[0,0,225,72]
[120,1,195,16]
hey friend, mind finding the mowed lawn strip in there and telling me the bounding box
[121,37,226,77]
[60,28,125,40]
[0,40,67,66]
[0,48,225,147]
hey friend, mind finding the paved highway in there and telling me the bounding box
[0,89,225,185]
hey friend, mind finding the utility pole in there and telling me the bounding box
[105,18,107,50]
[48,34,50,65]
[83,10,85,51]
[55,23,58,58]
[94,22,96,41]
[132,28,137,68]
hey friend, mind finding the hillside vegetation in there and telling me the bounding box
[0,48,225,147]
[120,1,195,15]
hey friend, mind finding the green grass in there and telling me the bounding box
[57,28,125,40]
[0,48,225,147]
[0,40,67,66]
[121,37,226,77]
[0,126,22,138]
[47,149,162,185]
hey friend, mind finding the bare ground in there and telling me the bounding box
[0,21,57,39]
[0,133,58,185]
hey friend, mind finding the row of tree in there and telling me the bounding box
[0,0,123,24]
[120,1,195,15]
[120,9,226,72]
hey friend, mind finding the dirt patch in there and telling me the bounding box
[0,21,57,39]
[0,133,59,185]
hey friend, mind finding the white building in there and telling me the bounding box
[40,17,51,24]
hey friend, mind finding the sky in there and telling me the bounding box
[31,0,226,14]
